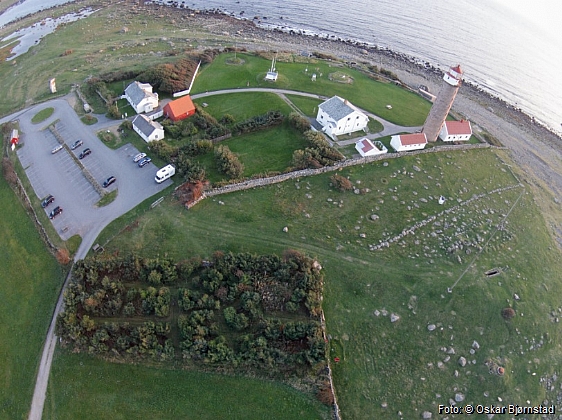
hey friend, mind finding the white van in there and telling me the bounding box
[155,164,175,183]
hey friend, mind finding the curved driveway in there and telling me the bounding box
[7,88,420,420]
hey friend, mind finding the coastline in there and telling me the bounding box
[155,7,562,243]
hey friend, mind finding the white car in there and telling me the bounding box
[133,152,146,163]
[51,145,63,154]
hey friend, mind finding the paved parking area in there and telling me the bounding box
[16,98,173,241]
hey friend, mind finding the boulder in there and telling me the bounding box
[390,313,400,323]
[458,356,467,367]
[427,324,436,332]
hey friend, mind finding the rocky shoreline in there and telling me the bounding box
[151,6,562,243]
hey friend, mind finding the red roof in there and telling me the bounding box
[164,95,195,121]
[399,133,427,145]
[360,139,374,153]
[445,120,472,135]
[451,64,462,74]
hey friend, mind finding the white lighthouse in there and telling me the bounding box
[422,65,463,142]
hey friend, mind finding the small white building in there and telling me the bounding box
[316,96,369,139]
[355,138,387,157]
[132,114,164,143]
[124,81,159,114]
[390,133,427,152]
[439,120,472,142]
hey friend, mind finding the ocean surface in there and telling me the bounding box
[2,0,561,133]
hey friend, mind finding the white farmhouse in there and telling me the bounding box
[124,81,159,114]
[439,120,472,142]
[132,114,164,143]
[390,133,427,152]
[316,96,369,139]
[355,138,387,157]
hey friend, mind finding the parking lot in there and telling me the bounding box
[16,100,173,241]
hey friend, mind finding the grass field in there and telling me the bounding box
[45,352,329,420]
[0,175,63,420]
[83,148,562,418]
[194,52,432,126]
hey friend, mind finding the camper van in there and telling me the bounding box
[155,164,175,183]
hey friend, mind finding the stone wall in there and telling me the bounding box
[198,143,495,201]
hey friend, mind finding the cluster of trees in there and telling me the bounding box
[288,112,344,169]
[214,145,244,179]
[139,58,199,93]
[56,251,326,374]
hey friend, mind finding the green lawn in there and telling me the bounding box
[88,148,562,418]
[0,175,63,420]
[194,53,432,126]
[45,352,329,420]
[194,92,293,122]
[284,95,323,116]
[31,107,54,124]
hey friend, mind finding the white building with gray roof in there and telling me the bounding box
[132,114,164,143]
[124,81,159,114]
[316,96,369,139]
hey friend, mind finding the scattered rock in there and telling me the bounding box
[282,226,288,232]
[458,357,467,367]
[390,313,400,323]
[455,393,465,402]
[472,340,480,350]
[374,310,380,316]
[381,402,387,408]
[427,324,436,332]
[370,214,379,221]
[422,411,432,419]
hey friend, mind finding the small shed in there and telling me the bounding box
[163,95,196,122]
[439,120,472,142]
[390,133,427,152]
[355,138,387,157]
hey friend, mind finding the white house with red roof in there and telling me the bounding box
[439,120,472,142]
[355,138,388,157]
[390,133,427,152]
[316,96,369,139]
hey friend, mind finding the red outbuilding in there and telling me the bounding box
[163,95,196,122]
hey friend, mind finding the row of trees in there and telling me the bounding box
[214,145,245,179]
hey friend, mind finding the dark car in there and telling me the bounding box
[41,194,55,208]
[138,157,151,167]
[79,148,92,159]
[49,206,63,219]
[102,176,116,188]
[70,139,83,150]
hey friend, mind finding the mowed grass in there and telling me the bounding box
[193,92,293,121]
[194,52,432,126]
[88,148,562,418]
[45,352,330,420]
[0,175,63,420]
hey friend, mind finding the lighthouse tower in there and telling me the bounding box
[422,65,463,142]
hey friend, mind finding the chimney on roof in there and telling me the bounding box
[344,99,349,105]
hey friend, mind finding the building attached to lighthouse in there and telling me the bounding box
[422,65,463,142]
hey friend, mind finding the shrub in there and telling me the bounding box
[502,307,515,320]
[331,174,353,191]
[288,112,311,133]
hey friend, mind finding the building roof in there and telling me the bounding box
[398,133,427,145]
[125,81,157,106]
[451,65,462,74]
[133,114,162,137]
[357,138,374,153]
[319,96,359,121]
[164,95,195,119]
[445,120,472,135]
